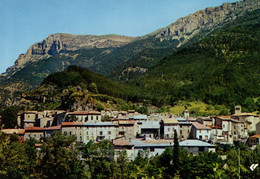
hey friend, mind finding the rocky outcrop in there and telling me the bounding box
[149,0,260,47]
[2,33,134,78]
[120,67,148,80]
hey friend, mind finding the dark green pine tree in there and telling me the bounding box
[173,129,180,175]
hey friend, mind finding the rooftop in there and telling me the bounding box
[68,111,101,115]
[192,122,211,130]
[141,121,159,129]
[131,115,148,120]
[180,140,216,147]
[25,127,45,131]
[1,129,25,134]
[232,113,258,117]
[45,125,61,130]
[113,140,133,146]
[164,118,178,124]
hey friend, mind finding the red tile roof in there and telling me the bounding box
[68,111,101,115]
[45,125,61,130]
[208,125,222,129]
[251,134,260,138]
[192,122,211,130]
[113,140,133,146]
[25,127,45,131]
[61,122,83,126]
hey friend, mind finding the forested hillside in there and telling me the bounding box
[129,9,260,111]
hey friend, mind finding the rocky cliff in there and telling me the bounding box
[149,0,260,47]
[2,33,134,78]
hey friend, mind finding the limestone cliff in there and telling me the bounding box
[149,0,260,47]
[2,33,134,78]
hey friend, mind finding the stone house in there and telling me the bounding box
[140,121,160,139]
[24,127,45,141]
[178,118,192,141]
[190,122,211,141]
[117,120,139,140]
[162,118,179,139]
[113,139,134,161]
[66,111,101,122]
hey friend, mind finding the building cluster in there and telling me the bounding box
[1,105,260,160]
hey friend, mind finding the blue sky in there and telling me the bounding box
[0,0,237,74]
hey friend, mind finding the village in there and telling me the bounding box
[1,105,260,160]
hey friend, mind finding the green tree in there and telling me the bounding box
[89,82,98,94]
[36,132,86,178]
[173,129,180,176]
[1,106,19,128]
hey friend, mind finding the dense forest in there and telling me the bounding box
[129,9,260,111]
[1,131,259,178]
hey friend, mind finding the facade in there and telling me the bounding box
[66,111,101,122]
[190,122,211,141]
[140,121,160,139]
[113,139,134,161]
[180,140,216,155]
[24,127,45,141]
[118,120,139,140]
[61,121,117,143]
[178,118,192,141]
[163,118,179,139]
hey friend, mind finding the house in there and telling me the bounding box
[113,139,134,161]
[162,118,179,139]
[190,122,211,141]
[248,134,260,148]
[24,127,45,141]
[20,111,38,128]
[140,121,160,139]
[66,111,101,122]
[130,115,148,121]
[197,117,214,127]
[61,122,84,142]
[208,125,224,144]
[257,122,260,134]
[215,116,233,144]
[82,121,117,143]
[1,129,25,142]
[45,125,61,137]
[231,113,259,132]
[178,118,192,141]
[180,140,216,155]
[61,121,118,143]
[117,120,139,140]
[35,117,54,128]
[130,139,173,159]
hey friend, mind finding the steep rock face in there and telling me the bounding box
[120,67,148,81]
[3,33,134,78]
[149,0,260,47]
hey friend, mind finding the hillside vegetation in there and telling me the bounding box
[129,9,260,111]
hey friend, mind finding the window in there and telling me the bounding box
[172,128,174,131]
[199,147,204,152]
[223,124,225,128]
[100,131,103,135]
[87,136,89,140]
[80,136,82,141]
[69,131,72,135]
[85,116,88,122]
[199,135,202,140]
[108,131,111,135]
[205,135,208,140]
[199,130,201,133]
[207,130,209,133]
[150,147,155,152]
[168,128,170,132]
